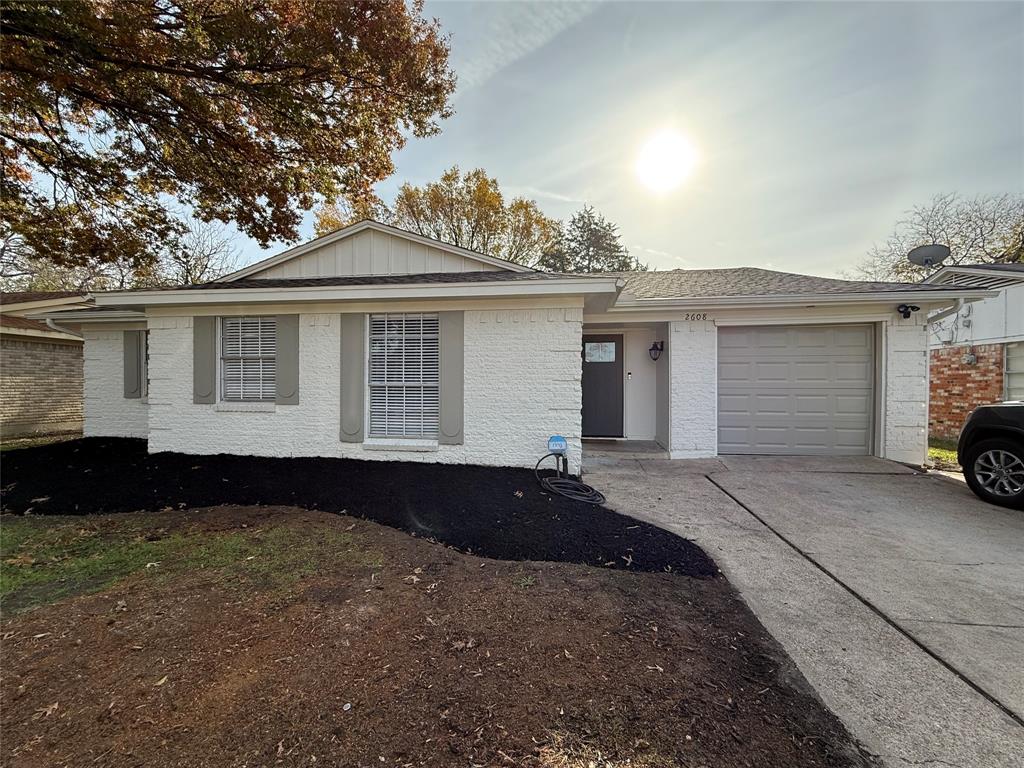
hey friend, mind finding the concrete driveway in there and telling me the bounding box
[586,454,1024,768]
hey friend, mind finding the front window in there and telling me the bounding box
[221,316,276,401]
[368,313,439,438]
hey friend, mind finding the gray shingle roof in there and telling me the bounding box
[1,290,87,305]
[618,268,963,299]
[185,271,586,290]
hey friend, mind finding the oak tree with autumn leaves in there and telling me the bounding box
[316,166,562,268]
[316,167,645,272]
[0,0,455,272]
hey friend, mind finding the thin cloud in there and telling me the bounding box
[510,185,586,204]
[454,3,598,91]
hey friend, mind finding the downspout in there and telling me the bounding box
[927,298,964,325]
[45,317,83,339]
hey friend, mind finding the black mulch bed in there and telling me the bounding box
[1,438,717,578]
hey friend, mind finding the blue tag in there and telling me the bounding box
[547,435,568,454]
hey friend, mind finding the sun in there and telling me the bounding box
[635,130,699,194]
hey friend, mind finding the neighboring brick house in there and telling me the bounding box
[1,291,90,438]
[923,264,1024,440]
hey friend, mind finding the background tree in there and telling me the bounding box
[160,221,239,285]
[315,166,560,267]
[1,220,238,291]
[537,206,648,273]
[314,194,393,236]
[1,0,454,271]
[854,193,1023,281]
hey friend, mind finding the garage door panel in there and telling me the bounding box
[793,361,831,383]
[835,326,872,347]
[717,324,874,455]
[793,394,830,416]
[755,393,791,414]
[835,394,871,415]
[795,328,830,348]
[753,361,790,382]
[718,361,753,384]
[833,360,872,385]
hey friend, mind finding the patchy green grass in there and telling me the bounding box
[0,514,378,614]
[0,433,78,453]
[928,436,960,468]
[513,574,536,589]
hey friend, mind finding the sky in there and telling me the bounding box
[236,1,1024,278]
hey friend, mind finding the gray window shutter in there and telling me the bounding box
[275,314,299,405]
[340,313,365,442]
[193,316,216,404]
[438,311,464,444]
[123,330,144,399]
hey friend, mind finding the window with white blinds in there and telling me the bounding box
[221,316,276,401]
[368,313,439,438]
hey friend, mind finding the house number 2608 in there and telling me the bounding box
[684,312,708,321]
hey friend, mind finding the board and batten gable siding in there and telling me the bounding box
[250,228,504,280]
[83,329,148,438]
[145,305,584,472]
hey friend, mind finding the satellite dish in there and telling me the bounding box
[907,243,951,268]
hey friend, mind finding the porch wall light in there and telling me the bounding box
[649,341,664,361]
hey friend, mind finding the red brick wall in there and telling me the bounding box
[929,343,1005,439]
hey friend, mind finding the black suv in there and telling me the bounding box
[957,402,1024,509]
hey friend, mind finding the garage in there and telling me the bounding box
[717,324,875,455]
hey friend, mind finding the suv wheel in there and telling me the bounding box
[963,438,1024,510]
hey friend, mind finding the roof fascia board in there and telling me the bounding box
[0,296,89,313]
[223,220,534,281]
[608,288,996,310]
[1,325,81,341]
[91,278,621,307]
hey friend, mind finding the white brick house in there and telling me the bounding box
[43,221,992,470]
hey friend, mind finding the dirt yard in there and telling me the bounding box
[1,439,876,767]
[1,508,874,768]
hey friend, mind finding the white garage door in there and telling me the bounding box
[717,324,874,455]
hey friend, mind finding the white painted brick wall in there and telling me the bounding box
[147,308,584,472]
[884,315,929,465]
[83,330,148,438]
[668,319,718,458]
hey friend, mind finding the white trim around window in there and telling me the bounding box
[367,313,440,439]
[220,316,277,402]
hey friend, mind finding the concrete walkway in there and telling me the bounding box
[586,456,1024,768]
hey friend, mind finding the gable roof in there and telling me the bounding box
[922,263,1024,289]
[617,268,968,300]
[224,219,534,281]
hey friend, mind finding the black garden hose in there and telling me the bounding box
[534,453,606,505]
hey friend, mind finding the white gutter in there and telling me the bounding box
[45,317,83,338]
[30,309,147,323]
[91,277,623,307]
[926,298,964,324]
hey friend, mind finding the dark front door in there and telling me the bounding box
[582,335,624,437]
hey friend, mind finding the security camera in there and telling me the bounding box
[896,304,920,319]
